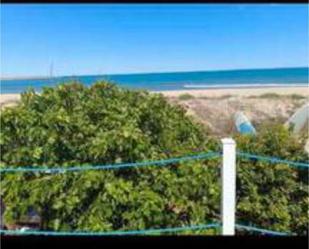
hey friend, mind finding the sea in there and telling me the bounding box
[1,67,308,94]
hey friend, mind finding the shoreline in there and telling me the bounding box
[181,83,307,89]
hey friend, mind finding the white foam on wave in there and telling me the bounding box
[183,83,308,89]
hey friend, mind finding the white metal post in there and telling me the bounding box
[221,138,236,235]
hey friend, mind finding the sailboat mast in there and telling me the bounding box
[49,62,54,78]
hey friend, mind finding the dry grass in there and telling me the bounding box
[249,93,307,100]
[178,93,195,101]
[167,95,308,137]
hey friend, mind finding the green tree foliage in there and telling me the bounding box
[0,82,308,235]
[235,124,308,235]
[0,82,220,234]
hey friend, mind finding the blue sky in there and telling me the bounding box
[1,4,308,77]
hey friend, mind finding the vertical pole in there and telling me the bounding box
[221,138,236,235]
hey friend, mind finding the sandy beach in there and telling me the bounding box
[0,94,21,108]
[156,86,309,98]
[157,86,308,136]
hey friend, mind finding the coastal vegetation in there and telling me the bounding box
[248,93,306,100]
[178,93,195,101]
[178,94,233,101]
[0,82,308,235]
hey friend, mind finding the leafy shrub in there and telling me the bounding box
[0,82,220,233]
[198,94,233,100]
[0,82,308,235]
[252,93,281,99]
[234,124,308,235]
[289,94,306,100]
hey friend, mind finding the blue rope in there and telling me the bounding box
[235,224,290,236]
[0,223,220,236]
[237,152,309,169]
[0,223,292,236]
[0,151,221,173]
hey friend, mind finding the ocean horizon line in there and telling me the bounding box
[1,67,308,94]
[1,66,308,82]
